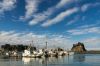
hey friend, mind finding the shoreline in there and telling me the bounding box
[75,50,100,54]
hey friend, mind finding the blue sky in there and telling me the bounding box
[0,0,100,50]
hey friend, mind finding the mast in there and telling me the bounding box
[32,40,34,47]
[45,35,48,50]
[46,41,47,49]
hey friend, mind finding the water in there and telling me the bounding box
[0,54,100,66]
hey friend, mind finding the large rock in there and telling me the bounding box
[71,42,86,52]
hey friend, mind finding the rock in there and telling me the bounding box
[71,42,86,52]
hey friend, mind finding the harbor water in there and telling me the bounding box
[0,54,100,66]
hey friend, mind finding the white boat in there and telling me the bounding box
[10,51,18,57]
[49,50,57,57]
[58,51,65,56]
[22,48,74,58]
[5,52,9,56]
[23,49,44,58]
[22,50,31,57]
[34,49,44,58]
[67,51,74,55]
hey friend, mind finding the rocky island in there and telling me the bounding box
[71,42,87,52]
[71,42,100,54]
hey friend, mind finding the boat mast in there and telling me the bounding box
[32,40,34,46]
[45,35,48,50]
[46,41,47,49]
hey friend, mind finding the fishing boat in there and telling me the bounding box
[68,51,74,55]
[22,49,31,57]
[33,49,44,58]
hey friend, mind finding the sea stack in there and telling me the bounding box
[71,42,86,52]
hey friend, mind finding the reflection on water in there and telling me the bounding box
[22,57,61,65]
[22,57,31,64]
[0,54,100,66]
[73,54,85,62]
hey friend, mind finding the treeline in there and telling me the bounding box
[1,44,36,52]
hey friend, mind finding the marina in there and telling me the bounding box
[0,42,75,58]
[0,46,74,58]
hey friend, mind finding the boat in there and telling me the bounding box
[67,51,74,55]
[22,49,31,57]
[33,49,44,58]
[22,49,44,58]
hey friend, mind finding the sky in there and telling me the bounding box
[0,0,100,50]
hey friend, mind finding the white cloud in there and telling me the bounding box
[28,0,73,26]
[83,37,100,44]
[24,0,40,19]
[67,26,100,35]
[0,31,73,49]
[42,7,78,27]
[81,4,90,12]
[0,31,99,50]
[82,37,100,50]
[0,31,45,45]
[29,8,53,25]
[66,15,79,25]
[24,1,100,26]
[22,1,100,23]
[81,2,100,12]
[0,0,16,14]
[56,0,71,8]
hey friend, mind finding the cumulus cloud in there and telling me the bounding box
[41,7,78,27]
[0,0,16,14]
[67,26,100,35]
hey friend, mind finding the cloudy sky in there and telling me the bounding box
[0,0,100,50]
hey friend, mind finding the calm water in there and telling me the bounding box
[0,54,100,66]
